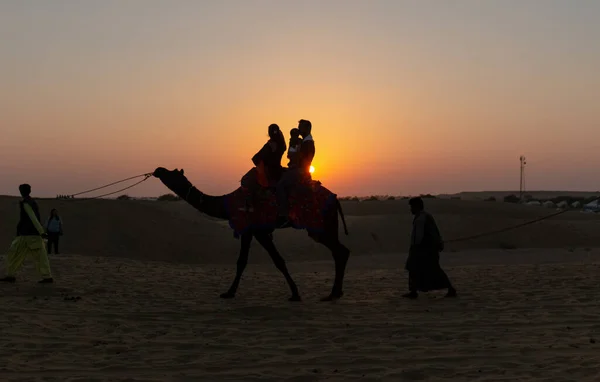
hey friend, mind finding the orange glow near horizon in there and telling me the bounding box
[2,2,600,197]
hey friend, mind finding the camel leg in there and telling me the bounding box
[254,232,301,301]
[220,232,253,299]
[311,232,350,302]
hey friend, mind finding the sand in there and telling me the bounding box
[1,196,600,381]
[2,196,600,262]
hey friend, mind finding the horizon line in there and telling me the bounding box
[2,189,600,200]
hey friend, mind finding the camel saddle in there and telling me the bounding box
[240,167,319,200]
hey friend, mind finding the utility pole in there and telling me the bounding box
[519,155,527,201]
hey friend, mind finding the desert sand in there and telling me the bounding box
[1,195,600,381]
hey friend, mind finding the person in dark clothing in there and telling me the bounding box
[286,128,302,168]
[241,124,286,211]
[45,208,63,254]
[403,197,456,299]
[0,184,53,283]
[276,119,315,225]
[251,123,286,185]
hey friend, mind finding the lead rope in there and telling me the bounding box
[445,207,571,243]
[59,172,153,201]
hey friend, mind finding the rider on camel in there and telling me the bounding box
[242,124,286,211]
[276,119,315,226]
[286,128,302,168]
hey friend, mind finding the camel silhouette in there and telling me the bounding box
[153,167,350,302]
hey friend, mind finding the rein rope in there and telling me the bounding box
[59,172,153,201]
[445,207,572,244]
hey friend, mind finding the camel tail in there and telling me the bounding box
[336,198,349,235]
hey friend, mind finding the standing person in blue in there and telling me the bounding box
[0,184,53,283]
[45,208,63,254]
[276,119,315,227]
[403,197,455,299]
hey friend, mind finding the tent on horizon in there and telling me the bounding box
[582,199,600,213]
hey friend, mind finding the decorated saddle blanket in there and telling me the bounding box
[224,179,337,237]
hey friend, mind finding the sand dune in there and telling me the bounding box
[1,196,600,380]
[1,196,600,263]
[445,190,600,201]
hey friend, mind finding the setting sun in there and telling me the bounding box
[309,166,315,174]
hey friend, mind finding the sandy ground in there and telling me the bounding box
[1,196,600,380]
[1,249,600,381]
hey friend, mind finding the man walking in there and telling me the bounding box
[403,197,455,299]
[1,184,53,283]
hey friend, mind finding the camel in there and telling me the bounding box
[152,167,350,302]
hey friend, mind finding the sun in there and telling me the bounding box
[309,165,315,174]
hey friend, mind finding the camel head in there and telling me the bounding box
[153,167,194,198]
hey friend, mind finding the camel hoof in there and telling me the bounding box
[320,291,343,302]
[220,292,235,299]
[289,295,302,302]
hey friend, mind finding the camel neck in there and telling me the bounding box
[183,186,229,221]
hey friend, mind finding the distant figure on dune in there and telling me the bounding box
[0,184,53,284]
[45,208,63,254]
[404,197,456,299]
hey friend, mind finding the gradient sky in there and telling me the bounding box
[1,0,599,198]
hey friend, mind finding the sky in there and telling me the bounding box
[1,0,599,198]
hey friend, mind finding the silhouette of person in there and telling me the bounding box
[46,208,63,254]
[404,197,456,299]
[241,124,286,211]
[0,184,53,283]
[286,128,302,168]
[252,123,286,187]
[276,119,315,226]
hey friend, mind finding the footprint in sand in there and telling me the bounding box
[285,347,308,355]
